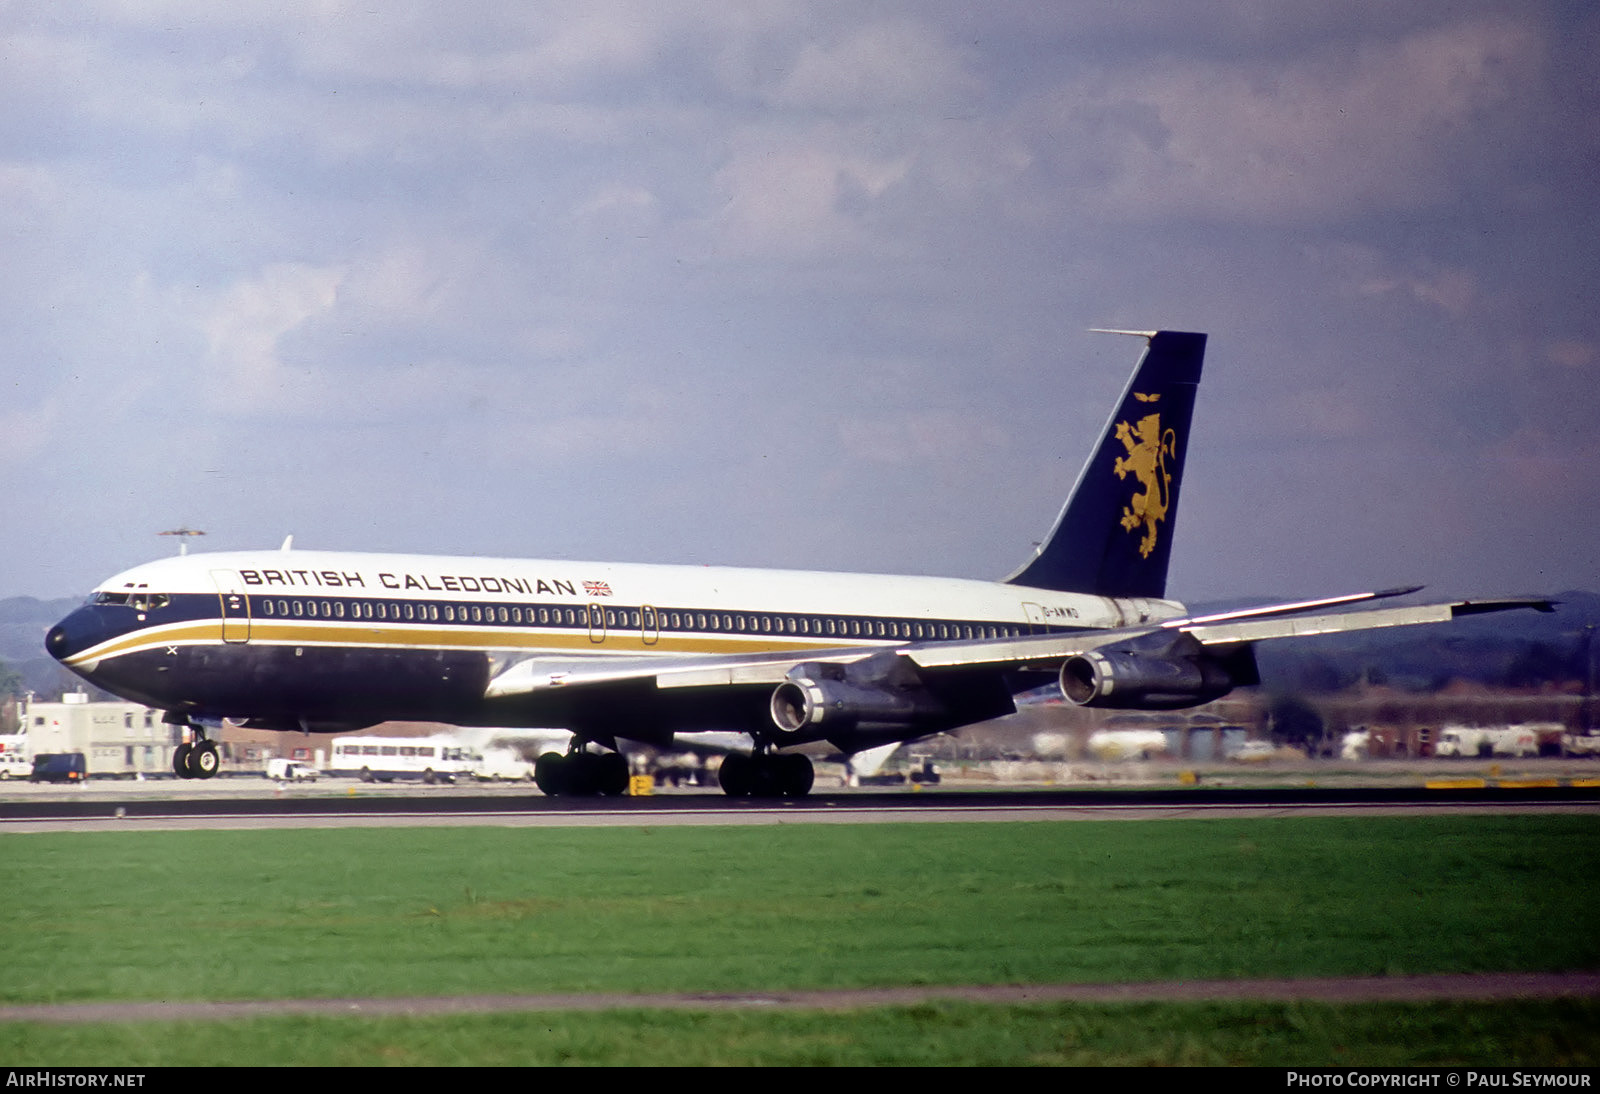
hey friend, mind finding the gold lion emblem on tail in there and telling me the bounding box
[1112,396,1176,558]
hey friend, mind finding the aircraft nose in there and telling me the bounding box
[46,610,100,664]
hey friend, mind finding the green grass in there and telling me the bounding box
[4,815,1598,1064]
[4,1001,1597,1066]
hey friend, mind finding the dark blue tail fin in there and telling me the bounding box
[1005,330,1206,598]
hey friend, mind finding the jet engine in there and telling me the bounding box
[770,654,948,739]
[1059,632,1257,710]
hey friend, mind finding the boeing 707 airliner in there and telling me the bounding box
[45,331,1548,796]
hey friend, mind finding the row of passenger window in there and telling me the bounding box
[253,596,1025,642]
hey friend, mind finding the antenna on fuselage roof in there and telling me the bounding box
[280,535,294,552]
[158,528,206,556]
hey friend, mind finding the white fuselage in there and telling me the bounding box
[49,547,1186,741]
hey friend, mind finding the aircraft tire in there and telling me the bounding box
[781,753,814,798]
[597,752,629,796]
[173,743,193,780]
[750,757,782,798]
[719,753,751,797]
[567,754,597,795]
[534,752,567,796]
[191,741,220,779]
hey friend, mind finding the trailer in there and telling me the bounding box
[1434,725,1538,758]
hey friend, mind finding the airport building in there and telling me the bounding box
[19,691,179,778]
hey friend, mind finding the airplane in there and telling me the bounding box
[44,330,1550,797]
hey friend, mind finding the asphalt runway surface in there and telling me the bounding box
[2,780,1598,831]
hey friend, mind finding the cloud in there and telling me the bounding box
[1545,340,1595,371]
[1305,243,1482,317]
[836,408,1009,465]
[1033,17,1542,224]
[1,5,1594,599]
[198,263,345,412]
[0,394,62,467]
[1480,425,1600,509]
[711,134,912,256]
[772,19,980,111]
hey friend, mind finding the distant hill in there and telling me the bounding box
[0,596,104,699]
[1251,590,1600,694]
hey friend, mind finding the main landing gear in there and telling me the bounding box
[531,742,815,799]
[172,737,221,780]
[718,751,813,798]
[533,747,630,797]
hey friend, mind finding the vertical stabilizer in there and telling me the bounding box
[1005,330,1206,598]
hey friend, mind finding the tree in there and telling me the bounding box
[1268,695,1326,754]
[0,658,19,734]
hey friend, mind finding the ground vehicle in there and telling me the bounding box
[0,739,30,780]
[1230,740,1276,763]
[1563,734,1600,757]
[471,747,534,782]
[327,736,474,783]
[1434,726,1537,758]
[30,752,87,783]
[266,758,320,781]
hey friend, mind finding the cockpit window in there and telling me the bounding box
[89,591,169,610]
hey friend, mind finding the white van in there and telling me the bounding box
[472,747,535,782]
[266,758,320,781]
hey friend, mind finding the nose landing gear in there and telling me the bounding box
[167,717,221,780]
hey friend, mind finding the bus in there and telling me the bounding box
[327,736,476,783]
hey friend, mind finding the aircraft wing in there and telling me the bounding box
[1175,596,1555,646]
[483,646,878,698]
[482,595,1553,701]
[482,625,1170,699]
[907,594,1555,670]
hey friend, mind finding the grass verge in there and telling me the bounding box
[5,815,1598,1003]
[4,1000,1597,1066]
[4,814,1597,1064]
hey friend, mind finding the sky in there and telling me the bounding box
[3,1,1597,603]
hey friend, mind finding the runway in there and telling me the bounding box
[3,781,1597,832]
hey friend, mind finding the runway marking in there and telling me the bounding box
[4,799,1598,832]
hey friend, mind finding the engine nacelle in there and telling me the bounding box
[1059,643,1245,710]
[771,676,947,734]
[771,660,948,737]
